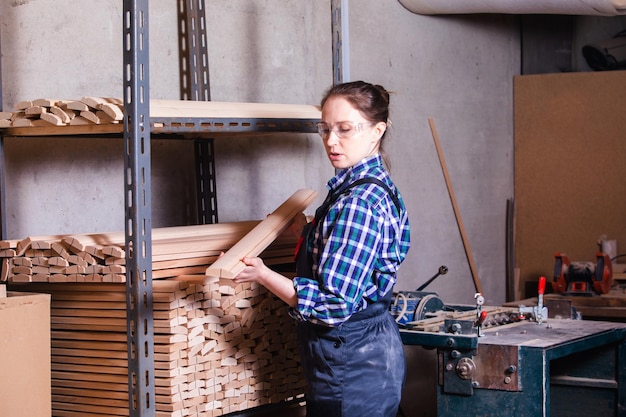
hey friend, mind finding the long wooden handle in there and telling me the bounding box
[428,117,484,295]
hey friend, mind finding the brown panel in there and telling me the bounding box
[514,71,626,298]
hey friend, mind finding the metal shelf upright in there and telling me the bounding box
[123,1,155,416]
[178,0,219,225]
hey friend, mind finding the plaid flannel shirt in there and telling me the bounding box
[292,154,411,326]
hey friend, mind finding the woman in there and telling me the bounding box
[233,80,411,417]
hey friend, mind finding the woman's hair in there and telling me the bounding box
[321,80,393,168]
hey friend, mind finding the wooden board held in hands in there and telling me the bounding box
[205,189,317,280]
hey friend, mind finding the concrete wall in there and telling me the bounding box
[0,0,623,306]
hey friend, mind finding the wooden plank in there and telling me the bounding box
[52,347,128,359]
[52,330,127,343]
[52,354,127,368]
[429,118,483,295]
[150,99,321,120]
[52,394,129,408]
[206,189,317,280]
[50,300,126,310]
[40,112,65,126]
[49,106,74,123]
[52,400,128,416]
[51,308,126,318]
[51,371,127,384]
[52,386,128,401]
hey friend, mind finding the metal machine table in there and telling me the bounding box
[402,319,626,416]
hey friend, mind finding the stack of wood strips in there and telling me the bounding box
[1,192,313,415]
[0,97,124,128]
[0,220,299,284]
[0,97,321,129]
[9,279,305,417]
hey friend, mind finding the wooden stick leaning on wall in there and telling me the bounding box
[428,117,484,295]
[206,189,318,281]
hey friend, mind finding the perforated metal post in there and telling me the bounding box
[331,0,350,85]
[179,0,210,101]
[179,0,218,224]
[123,1,156,416]
[0,134,6,240]
[194,138,218,224]
[0,28,6,239]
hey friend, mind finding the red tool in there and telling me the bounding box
[538,275,546,296]
[552,253,613,295]
[477,310,488,326]
[518,276,548,324]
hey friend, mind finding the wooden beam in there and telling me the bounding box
[429,118,484,295]
[206,189,317,280]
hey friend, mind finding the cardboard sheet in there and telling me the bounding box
[513,70,626,298]
[0,292,51,417]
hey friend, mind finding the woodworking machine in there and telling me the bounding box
[394,276,626,416]
[552,252,613,296]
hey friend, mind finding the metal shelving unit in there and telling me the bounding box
[0,1,347,416]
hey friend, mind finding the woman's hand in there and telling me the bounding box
[233,256,298,308]
[233,257,269,285]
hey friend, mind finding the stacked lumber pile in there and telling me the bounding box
[9,279,305,417]
[0,220,299,284]
[2,190,317,415]
[0,189,315,285]
[0,97,123,128]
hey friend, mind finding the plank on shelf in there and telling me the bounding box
[0,96,321,137]
[150,99,321,120]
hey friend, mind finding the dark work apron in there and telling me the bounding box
[294,177,406,417]
[297,293,406,417]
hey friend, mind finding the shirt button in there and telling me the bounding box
[334,341,341,348]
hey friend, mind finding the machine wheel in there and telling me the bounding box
[414,294,445,321]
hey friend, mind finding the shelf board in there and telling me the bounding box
[1,100,321,137]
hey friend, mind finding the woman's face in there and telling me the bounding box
[320,96,385,170]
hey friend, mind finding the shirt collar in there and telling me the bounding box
[327,154,384,193]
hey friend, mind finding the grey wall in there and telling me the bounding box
[1,0,624,306]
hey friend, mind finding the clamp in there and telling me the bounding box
[519,276,548,324]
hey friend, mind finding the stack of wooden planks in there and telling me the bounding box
[9,279,305,417]
[0,97,321,129]
[3,218,308,416]
[1,189,315,285]
[2,189,316,415]
[0,97,124,127]
[0,220,300,284]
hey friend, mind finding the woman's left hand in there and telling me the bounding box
[232,256,298,308]
[233,256,269,285]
